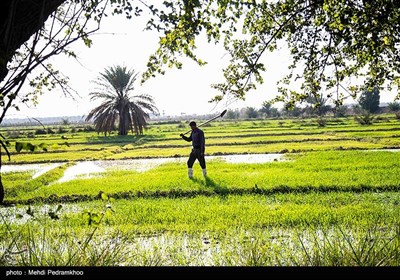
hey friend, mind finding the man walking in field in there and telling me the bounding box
[180,121,207,178]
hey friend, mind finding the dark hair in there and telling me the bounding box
[189,121,196,126]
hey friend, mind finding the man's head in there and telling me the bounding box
[189,121,197,130]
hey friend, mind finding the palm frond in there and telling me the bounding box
[87,65,159,135]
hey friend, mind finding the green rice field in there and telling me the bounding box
[0,116,399,266]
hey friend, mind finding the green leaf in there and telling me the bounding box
[15,142,23,152]
[39,143,48,151]
[101,192,109,201]
[48,211,59,220]
[83,37,92,48]
[26,206,34,217]
[27,143,35,152]
[55,204,62,212]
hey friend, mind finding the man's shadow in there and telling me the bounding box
[191,175,230,196]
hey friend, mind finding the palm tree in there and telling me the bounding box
[86,65,159,136]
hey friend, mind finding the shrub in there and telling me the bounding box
[354,112,375,125]
[316,117,326,127]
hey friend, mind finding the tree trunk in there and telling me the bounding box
[0,0,66,82]
[0,146,4,204]
[0,0,66,204]
[118,107,128,136]
[0,177,4,204]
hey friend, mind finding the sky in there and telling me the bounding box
[5,11,398,120]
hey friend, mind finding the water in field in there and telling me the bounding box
[1,163,63,178]
[3,149,398,183]
[1,153,285,183]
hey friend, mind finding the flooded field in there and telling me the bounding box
[1,153,285,183]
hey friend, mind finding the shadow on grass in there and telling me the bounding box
[191,176,230,196]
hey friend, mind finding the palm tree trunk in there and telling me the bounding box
[118,112,126,135]
[118,105,129,135]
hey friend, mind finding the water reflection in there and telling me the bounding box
[1,153,285,182]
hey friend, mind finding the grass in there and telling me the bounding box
[1,200,398,266]
[2,150,399,203]
[2,116,400,163]
[0,116,399,266]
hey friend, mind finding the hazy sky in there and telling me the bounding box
[4,12,292,120]
[5,12,397,120]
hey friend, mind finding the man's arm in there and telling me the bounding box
[180,133,192,142]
